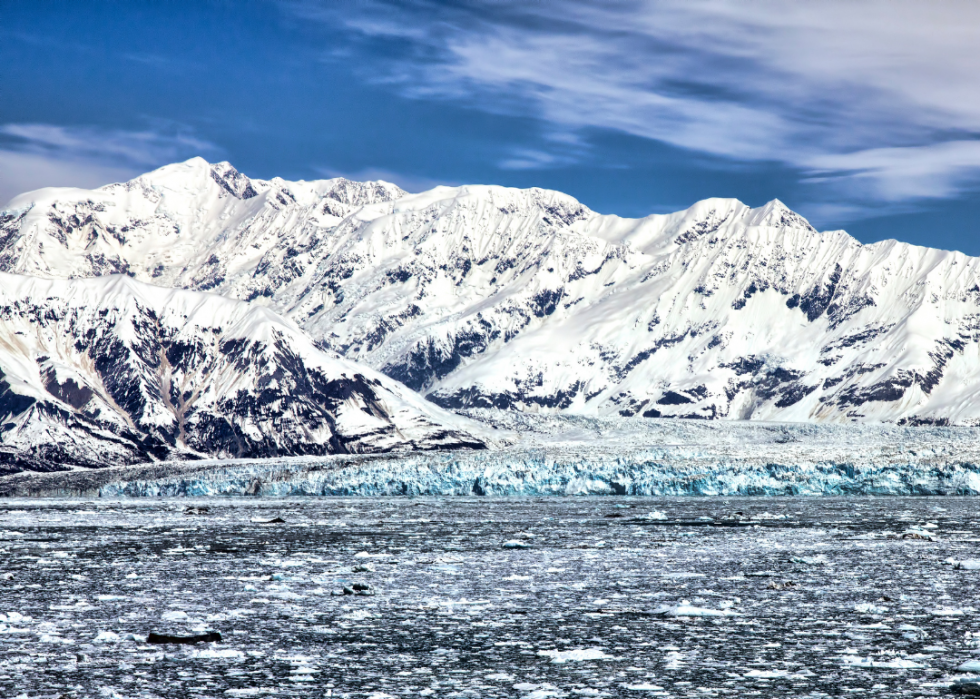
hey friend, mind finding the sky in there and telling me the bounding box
[3,1,980,253]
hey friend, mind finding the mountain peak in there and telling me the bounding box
[209,161,260,200]
[747,198,816,231]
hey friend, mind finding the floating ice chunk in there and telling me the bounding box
[840,655,924,668]
[224,690,277,696]
[745,669,790,678]
[342,609,375,621]
[956,660,980,672]
[790,555,828,565]
[623,684,665,691]
[645,511,667,520]
[854,603,886,614]
[94,631,121,643]
[162,610,189,622]
[486,673,514,681]
[652,602,739,617]
[956,560,980,570]
[503,540,531,549]
[932,607,967,616]
[538,647,614,663]
[190,648,245,660]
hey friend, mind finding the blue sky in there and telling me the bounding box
[4,1,980,253]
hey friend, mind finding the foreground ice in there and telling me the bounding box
[4,496,980,698]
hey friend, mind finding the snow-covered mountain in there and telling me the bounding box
[5,158,980,425]
[0,273,486,475]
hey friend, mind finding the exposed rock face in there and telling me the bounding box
[0,273,486,475]
[6,158,980,425]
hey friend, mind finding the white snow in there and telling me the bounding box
[7,158,980,426]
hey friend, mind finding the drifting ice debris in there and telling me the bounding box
[790,555,828,565]
[147,631,222,644]
[502,540,531,549]
[350,583,373,596]
[537,648,614,663]
[955,560,980,570]
[854,603,886,614]
[184,506,210,516]
[251,517,286,524]
[652,602,739,617]
[352,563,375,573]
[958,660,980,673]
[766,581,796,590]
[902,529,936,540]
[840,655,923,669]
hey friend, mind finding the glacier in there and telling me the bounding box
[7,414,980,497]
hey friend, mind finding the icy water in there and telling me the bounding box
[3,498,980,698]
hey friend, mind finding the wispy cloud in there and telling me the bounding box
[0,123,218,207]
[286,0,980,218]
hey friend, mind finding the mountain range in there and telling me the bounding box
[3,157,980,470]
[0,273,486,475]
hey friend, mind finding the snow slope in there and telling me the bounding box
[0,273,486,475]
[5,159,980,424]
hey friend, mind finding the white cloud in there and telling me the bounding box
[0,150,136,209]
[0,123,217,207]
[301,0,980,213]
[804,142,980,203]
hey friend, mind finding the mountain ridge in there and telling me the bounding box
[0,271,488,475]
[4,158,980,427]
